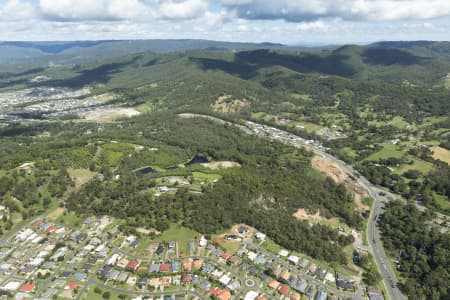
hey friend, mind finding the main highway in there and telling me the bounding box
[179,113,405,300]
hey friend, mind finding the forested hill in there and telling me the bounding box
[2,41,450,88]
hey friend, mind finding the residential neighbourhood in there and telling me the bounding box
[0,213,382,300]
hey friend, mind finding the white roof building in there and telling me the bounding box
[16,229,33,241]
[288,255,300,265]
[219,274,231,286]
[3,281,21,291]
[278,249,289,257]
[244,291,259,300]
[31,236,43,244]
[211,269,223,279]
[255,232,266,240]
[325,272,336,282]
[29,257,44,267]
[94,244,106,252]
[107,254,120,266]
[37,251,50,258]
[199,236,207,247]
[247,251,257,261]
[125,235,136,243]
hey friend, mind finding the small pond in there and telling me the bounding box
[186,156,208,166]
[137,167,157,174]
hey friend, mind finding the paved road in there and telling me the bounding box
[180,113,405,300]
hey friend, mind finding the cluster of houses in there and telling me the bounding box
[234,245,356,300]
[99,247,242,300]
[0,216,115,299]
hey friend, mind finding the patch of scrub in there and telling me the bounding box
[211,95,250,113]
[67,168,96,188]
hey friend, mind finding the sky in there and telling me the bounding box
[0,0,450,44]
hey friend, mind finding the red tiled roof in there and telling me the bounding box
[127,260,139,270]
[32,221,43,227]
[65,282,80,290]
[257,296,268,300]
[268,279,280,289]
[228,256,239,264]
[193,259,202,269]
[218,289,231,300]
[220,252,231,260]
[209,287,222,296]
[19,283,35,292]
[182,274,192,283]
[183,261,192,271]
[290,292,301,300]
[46,225,58,233]
[278,285,290,296]
[159,263,170,272]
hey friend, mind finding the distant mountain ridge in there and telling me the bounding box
[0,39,291,65]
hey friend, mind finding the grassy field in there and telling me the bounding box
[430,128,450,138]
[56,211,85,228]
[192,172,221,182]
[338,147,359,159]
[99,142,136,166]
[368,116,412,129]
[396,158,435,175]
[82,286,126,300]
[431,146,450,165]
[47,207,66,220]
[262,238,283,255]
[221,241,242,254]
[292,121,324,133]
[366,143,408,161]
[434,193,450,210]
[135,223,199,257]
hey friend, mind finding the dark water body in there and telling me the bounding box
[137,167,156,174]
[186,156,208,166]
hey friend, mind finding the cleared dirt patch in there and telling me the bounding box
[201,161,241,170]
[293,208,339,225]
[312,156,369,213]
[47,207,66,220]
[80,107,140,122]
[432,146,450,165]
[211,95,250,113]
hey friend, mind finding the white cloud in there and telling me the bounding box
[39,0,154,21]
[159,0,208,20]
[201,9,230,26]
[296,20,329,31]
[222,0,450,22]
[0,0,36,22]
[0,0,449,43]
